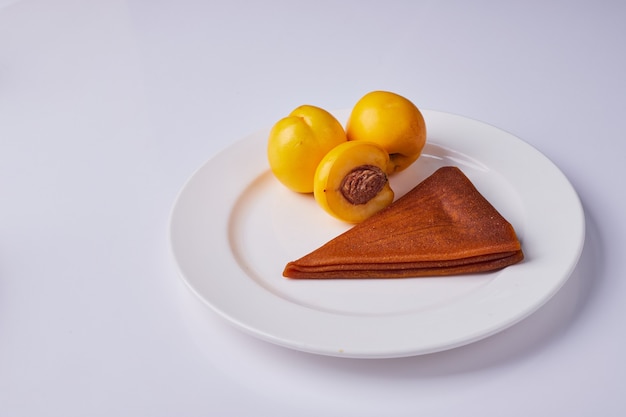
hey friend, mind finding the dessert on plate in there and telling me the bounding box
[283,166,524,279]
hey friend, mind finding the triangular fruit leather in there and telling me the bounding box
[283,166,523,279]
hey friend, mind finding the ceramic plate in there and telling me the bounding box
[169,110,585,358]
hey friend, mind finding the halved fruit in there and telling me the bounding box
[313,141,394,223]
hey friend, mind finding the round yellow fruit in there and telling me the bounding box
[314,141,394,223]
[346,91,426,175]
[267,105,347,193]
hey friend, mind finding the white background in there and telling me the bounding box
[1,0,625,415]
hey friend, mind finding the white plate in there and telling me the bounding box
[169,110,585,358]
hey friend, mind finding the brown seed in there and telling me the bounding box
[340,165,388,205]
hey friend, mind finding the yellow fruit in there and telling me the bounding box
[314,141,394,223]
[346,91,426,175]
[267,105,347,193]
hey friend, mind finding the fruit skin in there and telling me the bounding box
[346,91,426,175]
[267,105,347,193]
[314,141,394,223]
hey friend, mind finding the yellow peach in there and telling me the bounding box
[346,91,426,175]
[267,105,347,193]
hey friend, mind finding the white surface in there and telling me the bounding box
[1,0,624,415]
[170,109,584,358]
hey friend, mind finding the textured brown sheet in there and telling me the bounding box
[283,166,523,279]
